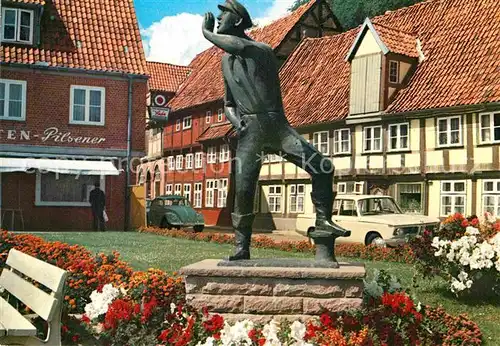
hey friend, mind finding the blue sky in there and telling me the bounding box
[135,0,279,29]
[136,0,296,65]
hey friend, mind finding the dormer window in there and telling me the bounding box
[1,8,34,44]
[389,60,399,83]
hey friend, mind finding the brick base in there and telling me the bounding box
[180,259,365,323]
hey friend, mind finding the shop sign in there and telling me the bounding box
[0,127,106,145]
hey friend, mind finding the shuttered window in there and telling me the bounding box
[349,55,382,115]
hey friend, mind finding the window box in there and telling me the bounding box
[437,116,462,147]
[389,123,409,151]
[479,112,500,144]
[440,181,466,216]
[313,131,329,155]
[70,86,105,126]
[183,116,192,130]
[1,8,33,44]
[0,79,26,121]
[333,129,350,154]
[35,172,105,207]
[396,183,423,214]
[363,126,382,153]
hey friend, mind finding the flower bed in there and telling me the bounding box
[138,227,417,264]
[0,231,484,345]
[410,213,500,297]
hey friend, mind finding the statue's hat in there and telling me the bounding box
[218,0,253,30]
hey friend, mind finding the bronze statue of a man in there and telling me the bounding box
[202,0,350,264]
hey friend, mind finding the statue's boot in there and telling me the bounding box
[310,192,351,238]
[228,213,255,261]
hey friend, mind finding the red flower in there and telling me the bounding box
[141,296,158,323]
[61,325,69,334]
[81,314,91,324]
[470,218,479,226]
[72,334,79,343]
[461,219,469,228]
[202,306,209,317]
[203,314,224,333]
[158,329,169,342]
[320,313,332,326]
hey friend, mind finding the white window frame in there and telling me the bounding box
[174,184,182,196]
[389,60,399,83]
[175,155,183,170]
[183,115,192,130]
[205,180,217,207]
[333,129,351,154]
[207,146,217,164]
[440,180,466,217]
[206,110,212,124]
[313,131,329,155]
[437,116,462,148]
[1,8,34,44]
[482,180,500,217]
[194,183,203,208]
[185,153,193,169]
[337,182,347,194]
[218,179,228,208]
[35,172,105,207]
[167,156,175,171]
[479,112,500,144]
[220,144,230,162]
[217,109,223,122]
[0,79,27,121]
[268,185,283,213]
[69,85,106,126]
[175,119,181,131]
[363,125,383,153]
[388,123,410,151]
[195,152,203,169]
[165,184,173,195]
[183,183,191,202]
[289,184,305,213]
[354,182,364,194]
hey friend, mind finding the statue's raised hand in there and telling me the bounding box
[203,12,215,33]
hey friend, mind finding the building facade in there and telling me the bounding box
[0,0,148,231]
[256,0,500,231]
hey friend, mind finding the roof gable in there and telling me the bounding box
[1,0,147,75]
[346,18,418,61]
[147,62,191,93]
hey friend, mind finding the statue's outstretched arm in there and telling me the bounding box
[202,12,253,55]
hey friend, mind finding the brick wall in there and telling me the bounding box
[0,68,147,153]
[1,172,125,231]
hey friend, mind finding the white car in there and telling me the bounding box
[296,194,440,246]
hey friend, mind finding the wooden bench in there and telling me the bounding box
[0,249,68,346]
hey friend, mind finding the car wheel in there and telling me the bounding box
[193,225,204,233]
[160,218,172,230]
[366,233,385,247]
[307,227,315,245]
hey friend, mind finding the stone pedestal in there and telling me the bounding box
[180,259,366,323]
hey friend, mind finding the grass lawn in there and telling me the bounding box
[36,231,500,344]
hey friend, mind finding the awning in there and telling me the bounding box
[0,158,120,175]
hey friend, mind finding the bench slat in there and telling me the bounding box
[6,249,67,294]
[0,297,37,337]
[0,270,58,322]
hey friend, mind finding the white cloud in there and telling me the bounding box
[142,0,296,66]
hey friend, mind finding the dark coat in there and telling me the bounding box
[89,188,105,212]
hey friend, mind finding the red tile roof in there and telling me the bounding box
[10,0,45,4]
[168,0,318,112]
[1,0,147,75]
[197,122,234,142]
[372,23,418,58]
[281,0,500,127]
[147,62,191,93]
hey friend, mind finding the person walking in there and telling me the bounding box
[89,182,106,232]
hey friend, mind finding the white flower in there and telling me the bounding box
[465,226,480,236]
[220,320,254,346]
[170,303,176,314]
[262,319,281,346]
[451,278,466,293]
[290,321,306,342]
[84,284,120,320]
[457,271,468,282]
[197,337,216,346]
